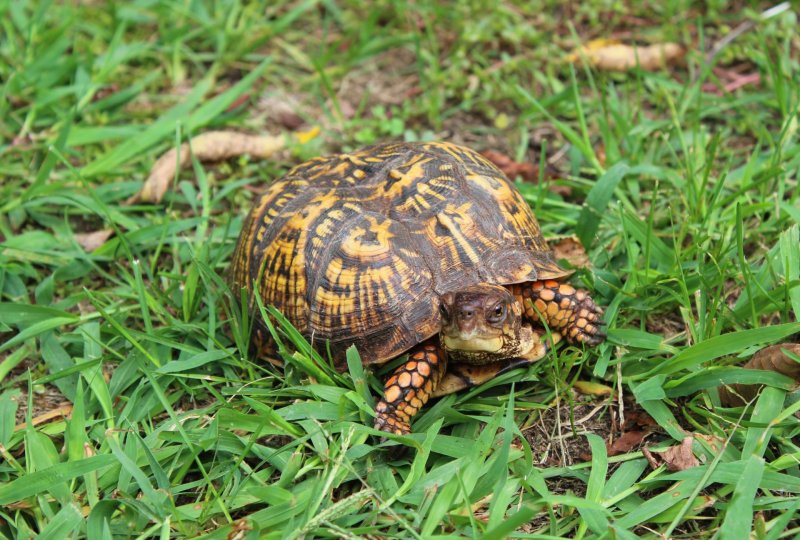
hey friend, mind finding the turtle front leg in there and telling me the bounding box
[513,280,605,346]
[374,342,446,436]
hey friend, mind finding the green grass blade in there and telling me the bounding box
[80,79,212,177]
[718,456,765,540]
[481,504,539,540]
[0,455,117,505]
[779,225,800,321]
[742,386,785,457]
[648,323,800,377]
[576,163,630,248]
[37,503,83,540]
[579,433,609,534]
[86,500,120,540]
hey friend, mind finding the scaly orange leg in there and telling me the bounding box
[374,342,446,436]
[513,280,605,346]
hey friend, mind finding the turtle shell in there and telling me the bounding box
[230,141,569,366]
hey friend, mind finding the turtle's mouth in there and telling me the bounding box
[442,324,536,364]
[442,335,504,352]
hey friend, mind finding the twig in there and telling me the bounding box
[705,2,791,65]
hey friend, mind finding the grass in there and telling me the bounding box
[1,0,799,538]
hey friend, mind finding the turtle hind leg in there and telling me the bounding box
[514,280,605,346]
[374,342,446,436]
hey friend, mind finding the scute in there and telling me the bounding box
[230,141,569,366]
[306,211,437,364]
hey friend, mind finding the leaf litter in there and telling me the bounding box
[643,437,700,472]
[567,39,685,72]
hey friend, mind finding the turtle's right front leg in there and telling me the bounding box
[374,342,446,436]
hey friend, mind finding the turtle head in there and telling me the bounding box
[439,284,535,363]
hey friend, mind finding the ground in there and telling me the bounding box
[1,1,800,538]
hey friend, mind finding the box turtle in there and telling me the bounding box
[231,141,605,436]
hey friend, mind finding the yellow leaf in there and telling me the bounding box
[295,125,321,145]
[573,380,614,396]
[494,113,510,130]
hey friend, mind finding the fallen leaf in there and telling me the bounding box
[568,40,685,72]
[4,501,32,510]
[93,84,120,102]
[607,430,648,456]
[551,235,590,269]
[481,149,537,182]
[227,519,254,540]
[274,110,306,130]
[131,131,286,204]
[719,343,800,407]
[74,229,114,251]
[225,93,251,113]
[10,134,33,149]
[295,125,320,145]
[14,403,73,432]
[622,408,657,429]
[643,437,699,472]
[404,85,424,99]
[259,91,306,130]
[573,380,613,397]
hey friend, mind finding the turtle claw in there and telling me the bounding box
[373,414,411,437]
[566,291,606,346]
[579,328,606,347]
[374,415,412,458]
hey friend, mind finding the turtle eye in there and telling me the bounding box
[488,303,506,323]
[439,303,449,319]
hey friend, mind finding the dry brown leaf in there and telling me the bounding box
[622,408,657,430]
[643,436,699,472]
[74,229,114,252]
[259,91,306,129]
[227,519,254,540]
[93,84,120,103]
[551,235,590,269]
[14,403,73,432]
[84,442,96,458]
[607,430,648,456]
[132,131,286,204]
[4,501,33,510]
[595,143,607,168]
[480,149,537,182]
[719,343,800,407]
[568,40,685,72]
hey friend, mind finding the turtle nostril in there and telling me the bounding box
[460,308,475,318]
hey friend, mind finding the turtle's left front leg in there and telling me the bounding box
[512,280,605,346]
[374,342,446,436]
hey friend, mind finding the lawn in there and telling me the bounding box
[1,1,800,538]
